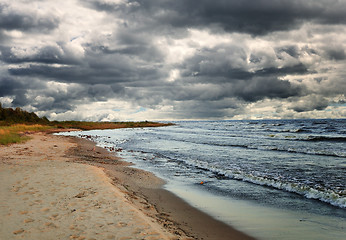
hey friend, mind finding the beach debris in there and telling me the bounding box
[75,191,88,198]
[200,181,204,185]
[107,146,115,151]
[104,146,122,152]
[13,229,25,235]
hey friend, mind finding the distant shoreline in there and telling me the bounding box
[0,121,174,145]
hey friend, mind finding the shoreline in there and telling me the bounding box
[0,131,255,239]
[67,134,256,240]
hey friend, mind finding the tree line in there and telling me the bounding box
[0,103,49,125]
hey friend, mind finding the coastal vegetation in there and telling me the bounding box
[0,103,172,145]
[0,103,52,144]
[0,124,52,145]
[0,103,49,125]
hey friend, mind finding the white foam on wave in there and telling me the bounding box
[188,159,346,209]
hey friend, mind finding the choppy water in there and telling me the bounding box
[58,119,346,239]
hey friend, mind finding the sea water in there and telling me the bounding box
[58,119,346,239]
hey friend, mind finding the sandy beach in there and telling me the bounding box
[0,132,254,240]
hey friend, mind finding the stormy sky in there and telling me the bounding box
[0,0,345,121]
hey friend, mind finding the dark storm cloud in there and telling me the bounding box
[0,4,59,32]
[255,64,310,76]
[86,0,346,35]
[0,75,115,112]
[88,30,164,62]
[0,45,80,65]
[0,31,9,43]
[11,89,28,106]
[6,37,166,85]
[0,77,23,96]
[0,76,46,107]
[290,95,329,112]
[32,100,74,113]
[27,82,117,113]
[30,86,85,112]
[178,45,250,80]
[275,46,300,59]
[169,76,304,104]
[8,60,163,86]
[170,99,244,119]
[180,45,309,81]
[175,44,307,103]
[323,47,346,61]
[231,77,304,102]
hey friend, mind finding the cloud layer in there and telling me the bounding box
[0,0,345,120]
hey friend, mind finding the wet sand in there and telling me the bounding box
[0,132,255,240]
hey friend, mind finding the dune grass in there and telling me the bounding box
[0,124,53,145]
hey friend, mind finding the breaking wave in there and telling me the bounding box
[187,159,346,209]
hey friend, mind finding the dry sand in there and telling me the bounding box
[0,132,255,240]
[0,133,176,240]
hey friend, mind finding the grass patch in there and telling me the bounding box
[0,132,30,145]
[0,124,53,145]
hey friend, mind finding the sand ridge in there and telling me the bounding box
[0,133,177,240]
